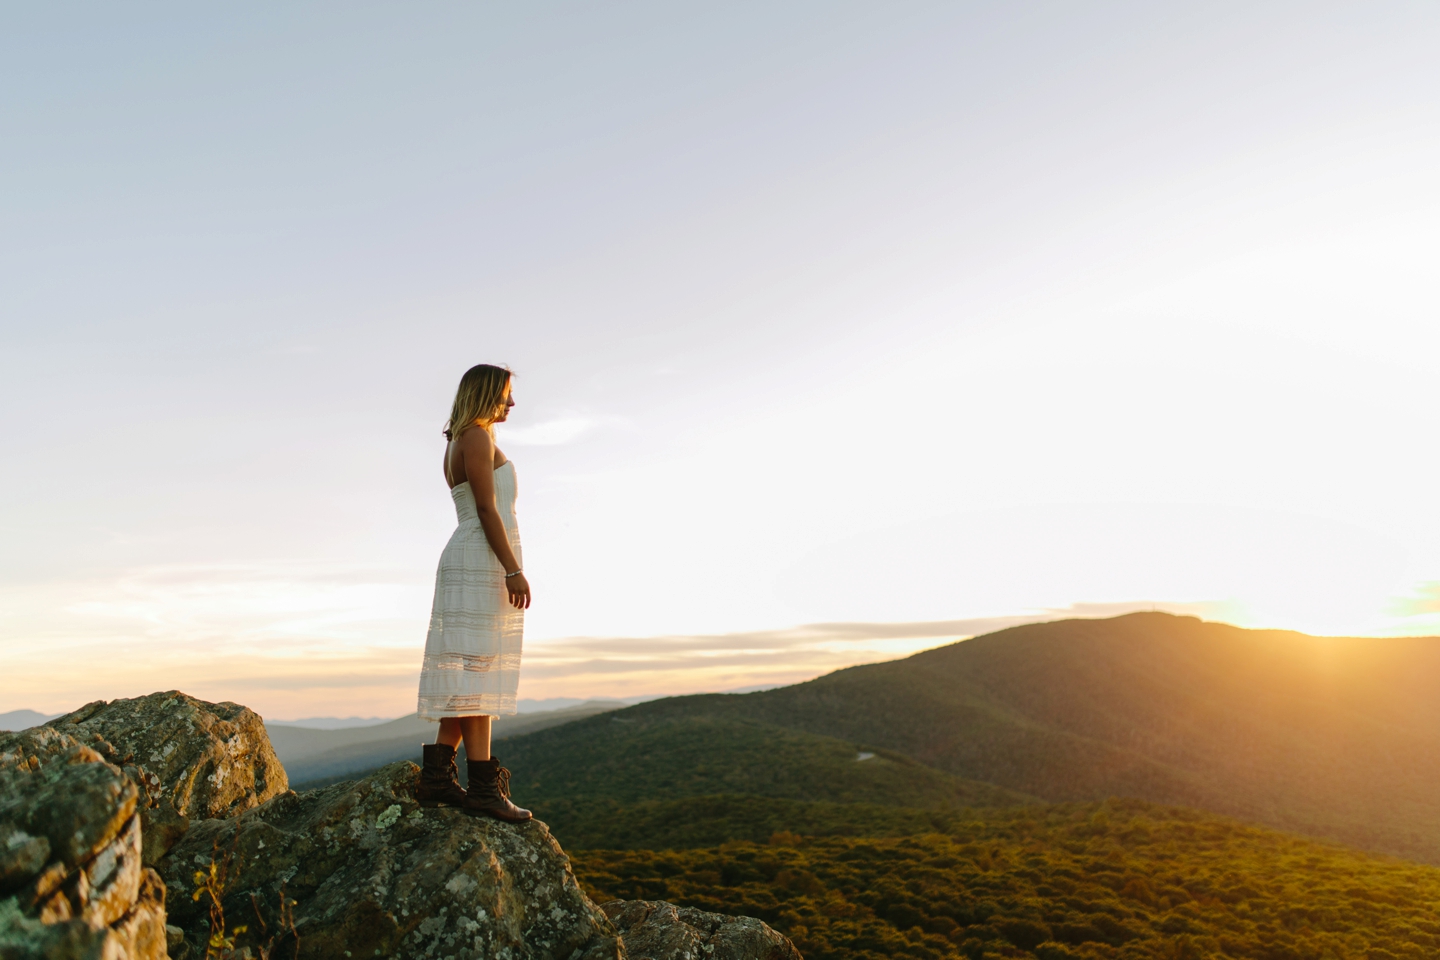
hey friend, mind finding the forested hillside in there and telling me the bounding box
[553,612,1440,863]
[504,713,1029,813]
[317,612,1440,957]
[572,799,1440,960]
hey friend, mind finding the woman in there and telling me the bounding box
[415,363,532,822]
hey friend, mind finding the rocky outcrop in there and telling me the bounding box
[48,693,288,865]
[159,761,622,960]
[3,692,800,960]
[0,690,286,960]
[0,730,168,959]
[602,901,802,960]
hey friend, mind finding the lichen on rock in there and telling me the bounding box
[0,732,168,959]
[47,691,289,865]
[2,693,802,960]
[159,761,622,960]
[602,900,802,960]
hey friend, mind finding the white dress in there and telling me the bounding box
[416,463,524,719]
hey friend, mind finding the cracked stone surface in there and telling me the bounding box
[0,731,168,959]
[602,900,802,960]
[47,691,288,866]
[159,761,623,960]
[3,693,800,960]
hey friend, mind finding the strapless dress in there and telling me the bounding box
[416,463,523,718]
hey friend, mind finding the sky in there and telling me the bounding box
[3,2,1439,719]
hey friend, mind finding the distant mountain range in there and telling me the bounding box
[267,699,629,787]
[0,709,59,731]
[266,697,641,729]
[265,716,398,730]
[1,697,639,734]
[494,612,1440,864]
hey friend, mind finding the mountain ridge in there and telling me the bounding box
[503,612,1440,863]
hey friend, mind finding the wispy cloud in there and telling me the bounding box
[495,417,593,446]
[60,561,428,649]
[518,601,1222,699]
[0,561,433,717]
[530,616,1031,658]
[0,590,1244,720]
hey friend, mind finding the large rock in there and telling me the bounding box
[602,901,802,960]
[48,692,288,864]
[0,730,168,959]
[159,762,622,960]
[5,692,799,960]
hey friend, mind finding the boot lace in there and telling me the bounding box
[496,765,513,799]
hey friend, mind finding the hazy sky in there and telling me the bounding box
[4,3,1439,718]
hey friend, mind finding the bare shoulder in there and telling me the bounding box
[458,426,495,454]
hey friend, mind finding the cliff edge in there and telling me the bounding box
[0,693,799,960]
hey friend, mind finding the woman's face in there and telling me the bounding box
[494,387,515,423]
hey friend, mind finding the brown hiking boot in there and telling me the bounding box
[463,756,532,823]
[416,743,468,808]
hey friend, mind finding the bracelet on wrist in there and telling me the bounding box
[505,569,523,579]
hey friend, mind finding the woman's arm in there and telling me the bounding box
[460,429,531,610]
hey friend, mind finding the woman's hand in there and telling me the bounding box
[506,572,531,610]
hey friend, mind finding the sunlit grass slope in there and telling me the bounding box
[580,612,1440,863]
[574,798,1440,960]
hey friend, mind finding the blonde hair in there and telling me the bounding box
[444,364,512,441]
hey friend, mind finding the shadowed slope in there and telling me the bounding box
[503,713,1030,814]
